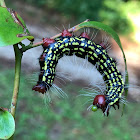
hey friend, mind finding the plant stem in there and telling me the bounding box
[0,0,6,7]
[10,44,22,117]
[22,19,89,52]
[9,44,23,140]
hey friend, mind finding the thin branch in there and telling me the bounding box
[22,19,90,52]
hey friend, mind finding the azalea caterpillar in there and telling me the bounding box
[32,29,125,116]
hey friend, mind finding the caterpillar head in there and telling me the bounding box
[92,95,110,116]
[92,95,121,116]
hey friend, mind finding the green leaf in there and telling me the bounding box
[0,108,15,139]
[0,7,34,47]
[77,21,129,113]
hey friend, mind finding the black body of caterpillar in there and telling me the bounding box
[32,30,124,116]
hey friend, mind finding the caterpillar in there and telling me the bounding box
[32,29,125,116]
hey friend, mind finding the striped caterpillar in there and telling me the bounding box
[32,29,125,116]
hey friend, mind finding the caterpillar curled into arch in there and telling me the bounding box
[32,29,125,116]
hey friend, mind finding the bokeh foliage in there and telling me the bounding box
[0,63,140,140]
[15,0,140,34]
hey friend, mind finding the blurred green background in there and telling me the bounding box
[1,0,140,139]
[5,0,140,34]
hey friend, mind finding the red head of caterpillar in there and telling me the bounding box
[92,95,109,116]
[93,95,106,110]
[32,29,125,116]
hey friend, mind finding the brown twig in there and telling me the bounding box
[22,19,89,52]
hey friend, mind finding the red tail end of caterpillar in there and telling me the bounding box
[32,83,47,94]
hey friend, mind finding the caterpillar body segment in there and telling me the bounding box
[33,30,125,116]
